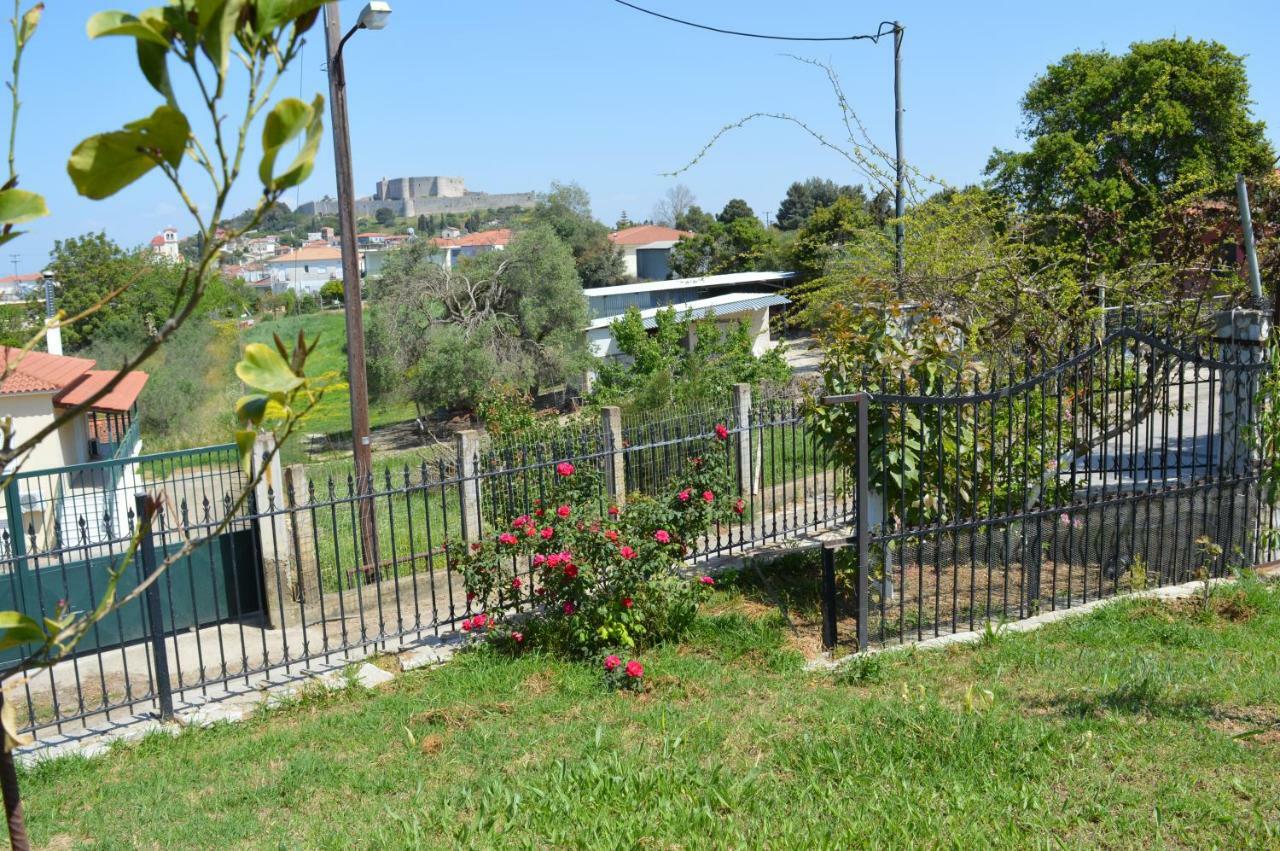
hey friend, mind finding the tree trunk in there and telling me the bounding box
[0,704,28,851]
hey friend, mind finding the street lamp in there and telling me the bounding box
[324,1,391,571]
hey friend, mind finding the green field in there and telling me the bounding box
[243,311,417,438]
[17,570,1280,848]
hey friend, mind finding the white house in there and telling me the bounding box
[149,227,180,261]
[584,271,794,360]
[264,243,346,293]
[0,347,148,549]
[607,225,693,281]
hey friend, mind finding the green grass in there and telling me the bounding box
[17,575,1280,848]
[244,311,417,438]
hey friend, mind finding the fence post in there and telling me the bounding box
[253,434,292,629]
[855,395,870,652]
[733,383,759,497]
[284,464,320,606]
[134,492,173,721]
[3,470,26,609]
[601,406,626,507]
[1216,309,1269,478]
[456,429,483,543]
[821,543,838,652]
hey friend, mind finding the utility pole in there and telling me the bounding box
[324,3,379,571]
[893,21,905,296]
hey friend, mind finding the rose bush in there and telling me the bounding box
[454,426,737,672]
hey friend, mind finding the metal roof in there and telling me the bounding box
[583,270,795,298]
[587,293,790,332]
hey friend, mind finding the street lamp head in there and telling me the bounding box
[357,1,392,30]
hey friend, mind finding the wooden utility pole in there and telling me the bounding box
[324,4,380,571]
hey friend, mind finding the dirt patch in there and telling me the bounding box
[1208,707,1280,746]
[1156,591,1259,623]
[520,669,558,697]
[419,733,445,754]
[409,701,513,732]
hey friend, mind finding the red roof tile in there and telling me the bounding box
[608,225,693,246]
[55,370,149,413]
[0,347,97,395]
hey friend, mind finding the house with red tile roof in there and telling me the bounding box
[607,225,693,281]
[150,227,180,262]
[0,347,149,548]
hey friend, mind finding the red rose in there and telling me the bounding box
[619,546,637,560]
[541,526,554,540]
[699,575,715,586]
[512,631,524,643]
[734,498,745,514]
[498,532,518,545]
[624,660,644,678]
[511,577,523,589]
[622,597,633,609]
[556,461,575,477]
[562,601,576,615]
[678,490,691,502]
[564,563,579,579]
[608,505,620,517]
[556,505,571,518]
[702,490,714,503]
[714,423,729,440]
[654,529,671,544]
[605,529,619,542]
[512,515,530,528]
[604,654,621,672]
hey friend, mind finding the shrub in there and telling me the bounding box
[454,426,738,670]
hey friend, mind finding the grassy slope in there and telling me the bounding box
[242,310,416,437]
[19,577,1280,849]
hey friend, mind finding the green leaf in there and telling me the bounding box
[234,429,257,474]
[136,39,174,103]
[198,0,243,84]
[258,94,324,192]
[0,611,45,652]
[86,10,170,46]
[67,105,190,200]
[17,3,43,48]
[236,342,303,394]
[255,0,328,35]
[0,189,47,226]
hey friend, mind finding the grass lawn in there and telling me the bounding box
[244,311,417,439]
[18,571,1280,849]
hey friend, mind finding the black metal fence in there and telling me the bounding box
[8,309,1278,737]
[7,390,846,737]
[819,309,1275,653]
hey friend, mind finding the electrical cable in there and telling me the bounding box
[612,0,897,43]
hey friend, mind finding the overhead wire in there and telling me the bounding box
[611,0,897,43]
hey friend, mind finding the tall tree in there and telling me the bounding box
[717,198,756,225]
[525,181,624,287]
[652,184,696,227]
[986,38,1275,273]
[367,224,589,410]
[670,216,777,278]
[675,205,716,234]
[775,178,868,230]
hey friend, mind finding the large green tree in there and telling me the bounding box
[48,232,245,350]
[525,181,624,288]
[986,38,1275,272]
[670,216,779,278]
[775,178,868,230]
[367,224,589,411]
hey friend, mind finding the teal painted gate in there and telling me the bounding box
[0,443,263,663]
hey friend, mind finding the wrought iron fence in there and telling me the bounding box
[818,308,1274,653]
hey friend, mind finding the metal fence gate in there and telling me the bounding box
[821,310,1272,652]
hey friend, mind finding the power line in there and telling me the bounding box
[612,0,896,43]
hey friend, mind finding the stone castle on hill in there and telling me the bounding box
[297,175,537,218]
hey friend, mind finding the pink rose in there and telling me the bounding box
[461,620,472,632]
[498,532,518,545]
[678,490,691,502]
[604,654,621,672]
[563,601,576,615]
[541,526,554,540]
[625,660,643,678]
[512,515,530,528]
[512,631,524,643]
[511,577,523,589]
[532,553,547,567]
[556,504,571,518]
[556,461,575,477]
[473,613,488,628]
[699,575,714,586]
[654,529,671,544]
[714,423,729,440]
[734,498,745,514]
[619,546,637,560]
[702,490,714,503]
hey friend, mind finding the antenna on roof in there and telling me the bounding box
[41,270,62,356]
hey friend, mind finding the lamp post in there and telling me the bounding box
[325,1,390,572]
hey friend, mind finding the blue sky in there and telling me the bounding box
[8,0,1280,274]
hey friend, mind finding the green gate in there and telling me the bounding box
[0,443,263,663]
